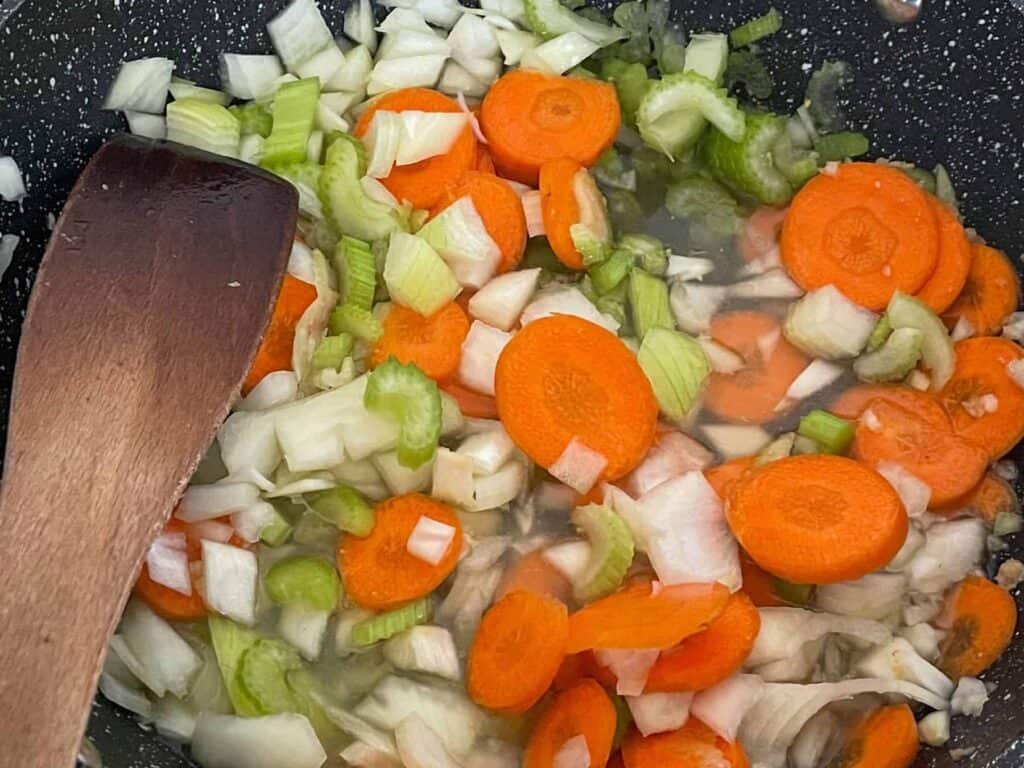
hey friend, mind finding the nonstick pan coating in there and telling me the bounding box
[1,0,1022,765]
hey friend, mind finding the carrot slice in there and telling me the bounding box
[939,337,1024,458]
[644,592,761,693]
[622,717,750,768]
[727,455,908,584]
[704,457,757,500]
[243,274,318,393]
[913,198,972,315]
[480,70,620,186]
[353,88,477,210]
[738,206,787,264]
[441,381,499,420]
[829,383,949,425]
[540,158,587,270]
[948,472,1019,523]
[704,311,808,424]
[339,493,461,610]
[468,590,569,712]
[497,549,574,605]
[553,651,620,692]
[739,553,786,608]
[939,575,1018,679]
[524,679,617,768]
[567,581,730,653]
[476,145,497,174]
[827,703,918,768]
[780,162,939,310]
[430,171,528,274]
[943,243,1020,336]
[495,315,659,482]
[369,301,470,383]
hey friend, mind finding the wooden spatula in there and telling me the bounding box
[0,134,298,768]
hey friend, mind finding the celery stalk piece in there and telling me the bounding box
[636,72,745,159]
[333,235,377,311]
[617,234,668,275]
[886,291,955,390]
[383,233,461,316]
[169,77,231,106]
[311,334,354,371]
[853,327,924,383]
[264,556,341,612]
[814,131,870,162]
[350,598,433,647]
[704,112,793,206]
[683,33,729,85]
[523,0,628,45]
[797,410,855,455]
[571,504,635,601]
[637,327,710,422]
[730,7,783,48]
[329,304,383,343]
[166,99,240,158]
[365,356,442,469]
[629,268,674,341]
[230,103,273,138]
[309,484,376,536]
[262,77,320,167]
[590,251,634,295]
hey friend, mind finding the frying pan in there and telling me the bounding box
[1,0,1022,765]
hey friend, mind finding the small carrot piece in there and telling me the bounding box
[430,171,528,274]
[540,158,587,270]
[704,311,809,424]
[913,197,972,315]
[949,472,1020,523]
[553,651,619,692]
[475,145,497,174]
[134,519,206,621]
[441,380,499,420]
[704,457,757,501]
[829,383,948,425]
[727,455,908,584]
[739,553,786,608]
[939,575,1018,679]
[827,703,918,768]
[495,315,659,482]
[497,549,574,605]
[622,717,750,768]
[339,493,461,610]
[353,88,477,210]
[644,592,761,693]
[524,679,617,768]
[369,301,470,383]
[243,274,318,393]
[468,590,569,712]
[567,581,730,654]
[943,242,1020,336]
[738,206,787,264]
[780,162,939,310]
[480,70,621,186]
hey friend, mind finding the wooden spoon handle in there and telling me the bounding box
[0,136,296,768]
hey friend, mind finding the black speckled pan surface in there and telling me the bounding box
[1,0,1023,766]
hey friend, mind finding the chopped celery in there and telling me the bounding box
[683,33,729,85]
[934,164,958,212]
[784,285,878,360]
[797,410,854,455]
[333,236,376,311]
[383,233,461,316]
[605,189,646,237]
[522,237,574,273]
[261,503,295,546]
[894,163,938,194]
[756,433,796,465]
[571,168,614,266]
[595,288,629,328]
[704,111,792,206]
[665,176,741,235]
[329,304,382,343]
[730,7,782,47]
[309,485,375,536]
[814,131,870,162]
[792,435,821,456]
[417,196,502,289]
[572,504,635,601]
[637,327,710,422]
[886,292,955,390]
[805,61,852,132]
[572,225,612,266]
[230,103,273,138]
[853,327,924,383]
[523,0,627,46]
[601,59,651,126]
[238,639,303,715]
[270,161,323,221]
[629,268,674,340]
[772,132,819,187]
[636,71,745,158]
[725,49,774,99]
[867,315,893,352]
[590,250,634,295]
[265,557,341,612]
[350,598,433,647]
[617,234,668,275]
[653,26,688,75]
[262,78,320,167]
[166,99,240,158]
[364,356,442,469]
[593,148,637,192]
[312,334,353,371]
[208,617,265,716]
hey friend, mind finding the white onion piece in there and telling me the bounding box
[1008,359,1024,390]
[691,674,764,743]
[496,28,541,66]
[192,713,327,768]
[407,515,458,565]
[0,234,18,280]
[549,437,608,494]
[438,61,489,100]
[295,44,346,84]
[377,8,434,34]
[553,735,590,768]
[146,539,191,596]
[177,483,260,522]
[378,0,465,28]
[697,336,744,374]
[99,671,154,719]
[907,517,987,594]
[1002,312,1024,344]
[876,461,931,519]
[855,637,953,699]
[432,447,476,508]
[367,54,448,95]
[918,710,951,747]
[789,710,839,768]
[237,371,297,413]
[521,32,599,75]
[455,92,487,143]
[521,286,620,333]
[784,285,878,360]
[397,714,463,768]
[231,500,278,544]
[267,0,334,72]
[459,321,513,396]
[365,111,403,178]
[457,425,517,475]
[701,424,771,460]
[522,190,546,237]
[383,626,461,681]
[470,460,526,511]
[543,540,591,583]
[436,564,503,649]
[202,541,258,626]
[595,649,660,696]
[814,571,907,621]
[626,692,693,737]
[191,519,234,544]
[419,195,502,289]
[469,268,541,331]
[748,608,891,669]
[951,315,975,342]
[480,0,527,24]
[103,58,174,114]
[950,676,988,717]
[279,603,329,662]
[286,239,316,284]
[777,359,843,409]
[124,110,167,140]
[729,269,803,299]
[321,699,399,759]
[670,282,728,335]
[340,741,402,768]
[217,410,281,478]
[219,54,285,100]
[898,622,944,663]
[345,0,379,52]
[396,112,468,165]
[119,600,202,698]
[665,255,715,282]
[372,451,434,495]
[448,12,500,63]
[623,431,713,498]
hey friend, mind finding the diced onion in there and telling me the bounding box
[177,482,260,522]
[876,461,931,519]
[522,190,546,237]
[438,60,489,99]
[496,28,541,66]
[266,0,334,72]
[219,54,285,100]
[407,515,458,565]
[690,674,764,742]
[950,676,988,717]
[378,0,465,28]
[231,500,278,544]
[396,714,462,768]
[907,518,987,594]
[469,268,541,331]
[669,282,728,335]
[815,572,907,621]
[367,54,448,96]
[365,111,404,178]
[747,607,892,669]
[784,285,878,360]
[383,625,461,681]
[777,359,842,409]
[456,425,517,475]
[470,461,526,512]
[217,410,281,478]
[697,336,744,374]
[0,234,19,281]
[951,315,975,342]
[520,286,620,333]
[594,648,660,697]
[458,321,513,396]
[552,734,590,768]
[1007,359,1024,390]
[623,431,714,498]
[626,692,694,737]
[192,713,327,768]
[701,424,771,459]
[191,519,234,544]
[789,710,838,768]
[202,541,258,626]
[520,32,599,75]
[146,538,192,596]
[549,437,608,494]
[665,255,715,282]
[448,12,500,64]
[98,672,153,720]
[279,603,330,661]
[543,540,592,582]
[103,57,175,114]
[918,710,951,747]
[432,447,476,508]
[124,111,167,140]
[236,370,298,412]
[119,600,202,698]
[854,637,954,699]
[344,0,379,53]
[418,195,502,289]
[728,269,803,299]
[377,8,435,34]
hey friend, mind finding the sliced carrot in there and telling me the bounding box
[353,88,477,210]
[738,206,787,264]
[430,171,528,274]
[480,70,620,186]
[498,550,574,604]
[476,145,497,174]
[553,652,619,692]
[913,197,972,315]
[704,311,808,424]
[739,554,786,608]
[644,592,761,693]
[369,302,470,383]
[567,581,730,653]
[829,383,949,425]
[441,380,499,420]
[853,398,988,508]
[938,575,1018,679]
[827,703,918,768]
[940,337,1024,458]
[727,455,908,584]
[243,274,318,393]
[704,457,757,501]
[780,162,939,310]
[622,717,750,768]
[495,315,659,482]
[943,243,1020,336]
[524,679,617,768]
[339,493,461,610]
[468,590,569,712]
[539,158,586,270]
[134,519,205,621]
[949,472,1019,523]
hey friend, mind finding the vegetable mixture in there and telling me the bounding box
[98,1,1023,766]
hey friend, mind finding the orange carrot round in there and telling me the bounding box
[704,457,757,501]
[540,158,587,270]
[441,380,499,420]
[370,302,470,383]
[468,590,569,712]
[480,70,620,186]
[738,206,787,264]
[622,717,750,768]
[780,162,939,310]
[244,274,318,393]
[567,581,730,654]
[939,575,1018,679]
[727,455,908,584]
[943,243,1020,336]
[495,315,659,482]
[339,493,461,610]
[430,171,528,274]
[497,550,574,605]
[829,383,948,425]
[476,145,497,174]
[828,703,919,768]
[914,198,972,315]
[644,592,761,693]
[353,88,477,210]
[704,311,808,424]
[949,472,1020,523]
[524,679,617,768]
[940,337,1024,459]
